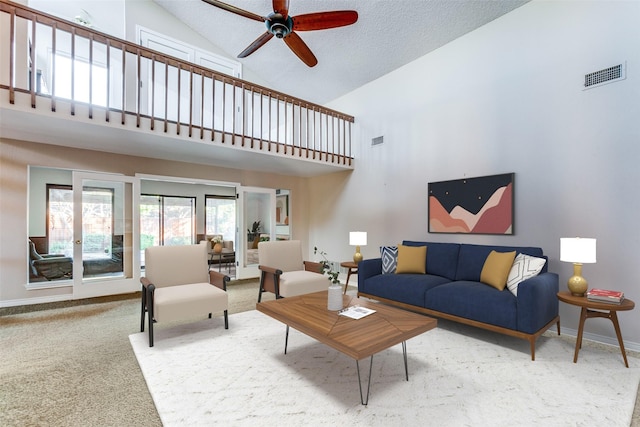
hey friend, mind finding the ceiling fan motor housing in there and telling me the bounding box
[266,14,293,38]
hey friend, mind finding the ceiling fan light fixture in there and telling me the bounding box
[266,16,292,38]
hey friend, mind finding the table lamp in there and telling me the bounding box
[560,237,596,297]
[349,231,367,263]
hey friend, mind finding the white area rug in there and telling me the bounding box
[130,310,639,426]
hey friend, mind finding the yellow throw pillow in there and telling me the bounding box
[480,250,517,290]
[395,244,427,274]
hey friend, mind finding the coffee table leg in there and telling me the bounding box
[284,325,290,355]
[402,341,408,381]
[356,356,374,406]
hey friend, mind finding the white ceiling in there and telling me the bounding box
[154,0,530,105]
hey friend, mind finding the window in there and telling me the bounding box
[47,184,73,256]
[47,184,114,259]
[205,195,236,242]
[52,53,108,106]
[140,194,196,250]
[82,187,114,260]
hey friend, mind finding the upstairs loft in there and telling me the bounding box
[0,0,355,177]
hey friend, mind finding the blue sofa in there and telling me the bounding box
[357,241,560,360]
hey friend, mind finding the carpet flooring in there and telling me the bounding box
[0,279,270,427]
[130,309,640,426]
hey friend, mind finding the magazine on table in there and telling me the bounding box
[338,305,376,320]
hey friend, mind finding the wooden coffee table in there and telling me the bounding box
[256,291,437,405]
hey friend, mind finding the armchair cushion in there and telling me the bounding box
[154,282,228,322]
[145,244,209,287]
[258,240,304,272]
[278,271,329,298]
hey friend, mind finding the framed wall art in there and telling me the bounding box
[428,173,514,235]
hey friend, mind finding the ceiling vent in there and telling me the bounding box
[372,136,384,146]
[583,62,626,90]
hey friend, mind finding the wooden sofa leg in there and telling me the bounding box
[530,338,535,361]
[224,310,229,329]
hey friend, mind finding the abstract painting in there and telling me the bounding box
[428,173,514,234]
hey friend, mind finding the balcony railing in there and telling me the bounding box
[0,0,354,165]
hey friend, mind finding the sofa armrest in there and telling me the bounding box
[358,258,382,287]
[516,272,559,334]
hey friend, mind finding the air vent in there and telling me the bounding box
[372,136,384,146]
[583,63,626,90]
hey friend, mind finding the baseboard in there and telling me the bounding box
[552,326,640,354]
[0,293,72,308]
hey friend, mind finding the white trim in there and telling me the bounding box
[136,25,241,78]
[1,293,71,308]
[552,326,640,355]
[25,280,72,291]
[136,173,240,188]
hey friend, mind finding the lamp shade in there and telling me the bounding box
[349,231,367,246]
[560,238,596,263]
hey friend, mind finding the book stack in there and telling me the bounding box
[586,288,625,304]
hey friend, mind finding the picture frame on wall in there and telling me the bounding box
[428,173,514,235]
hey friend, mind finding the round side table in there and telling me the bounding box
[557,291,635,367]
[340,261,358,294]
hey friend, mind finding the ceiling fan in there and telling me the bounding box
[201,0,358,67]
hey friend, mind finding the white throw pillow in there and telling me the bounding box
[506,253,546,296]
[380,246,398,274]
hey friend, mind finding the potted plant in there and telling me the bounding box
[314,246,343,311]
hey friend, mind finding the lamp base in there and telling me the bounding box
[353,245,363,264]
[567,263,588,297]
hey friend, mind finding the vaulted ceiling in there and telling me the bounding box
[154,0,530,105]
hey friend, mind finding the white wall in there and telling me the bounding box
[317,1,640,347]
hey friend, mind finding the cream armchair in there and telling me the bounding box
[140,244,229,347]
[257,240,328,302]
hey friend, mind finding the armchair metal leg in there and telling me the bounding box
[147,285,155,347]
[140,285,146,332]
[224,310,229,329]
[258,273,265,303]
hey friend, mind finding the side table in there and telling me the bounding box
[340,261,358,295]
[557,290,635,367]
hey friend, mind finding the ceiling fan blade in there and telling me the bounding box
[201,0,266,23]
[272,0,290,19]
[238,32,274,58]
[283,32,317,67]
[292,11,358,31]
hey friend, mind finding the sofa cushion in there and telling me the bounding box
[506,253,547,296]
[402,241,460,280]
[455,244,544,282]
[480,250,516,290]
[396,244,426,274]
[425,280,518,330]
[360,273,450,307]
[380,246,398,274]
